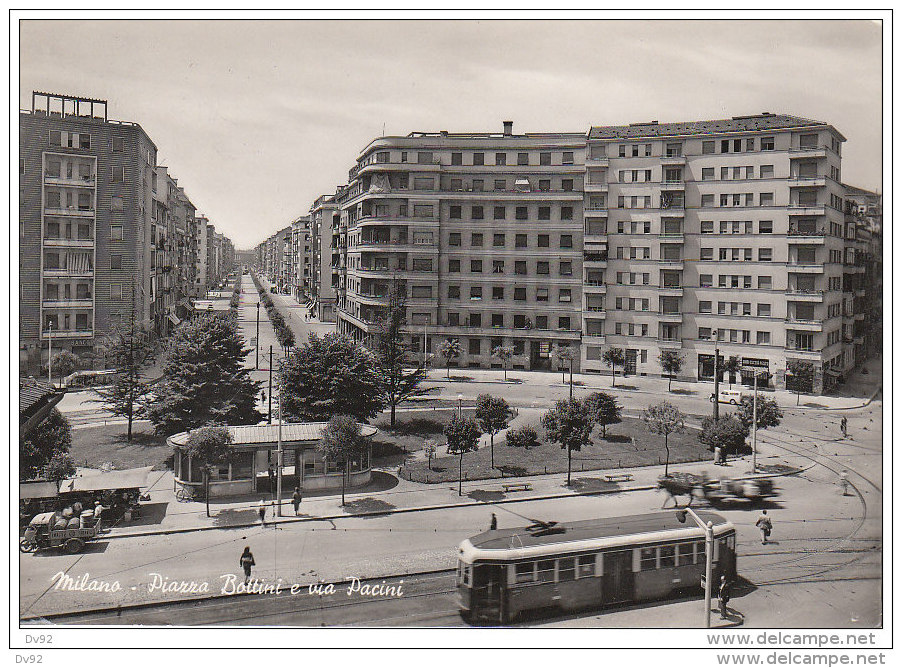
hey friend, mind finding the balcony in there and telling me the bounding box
[584,252,608,265]
[787,176,826,187]
[785,290,825,302]
[786,262,824,274]
[584,207,608,217]
[42,329,94,340]
[658,312,683,323]
[44,174,96,187]
[42,298,93,308]
[660,180,685,191]
[660,155,686,166]
[658,285,683,296]
[584,181,609,193]
[657,338,683,349]
[585,306,606,314]
[658,233,684,242]
[583,281,607,293]
[585,155,609,166]
[657,258,684,269]
[784,348,822,361]
[43,206,95,218]
[789,146,828,159]
[43,237,94,248]
[785,318,823,332]
[43,267,94,278]
[787,205,826,216]
[787,230,826,244]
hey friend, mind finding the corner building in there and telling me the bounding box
[336,122,587,371]
[586,113,856,394]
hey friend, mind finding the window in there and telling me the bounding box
[799,133,818,149]
[559,288,572,303]
[759,220,773,234]
[562,151,574,165]
[666,142,682,157]
[515,234,527,248]
[761,136,775,151]
[449,232,461,246]
[492,286,504,300]
[757,331,771,344]
[448,285,460,299]
[515,562,535,583]
[469,338,481,355]
[559,261,572,276]
[699,300,712,313]
[417,152,433,164]
[492,206,506,221]
[561,206,573,220]
[78,133,90,149]
[472,152,484,166]
[451,152,462,165]
[448,312,460,326]
[701,194,714,207]
[449,259,461,272]
[470,259,483,273]
[577,555,596,577]
[757,303,771,317]
[560,234,573,249]
[536,288,549,302]
[450,205,462,219]
[516,206,528,220]
[702,140,715,154]
[471,206,484,220]
[758,248,773,262]
[562,179,574,192]
[515,261,527,275]
[701,167,714,181]
[411,285,432,299]
[537,261,550,275]
[494,179,506,191]
[412,258,433,271]
[558,317,571,330]
[110,225,123,241]
[110,254,122,270]
[537,234,549,248]
[470,287,482,301]
[493,233,505,247]
[700,274,713,287]
[517,152,529,166]
[659,545,676,568]
[540,152,551,166]
[110,283,122,300]
[760,192,774,206]
[760,164,774,179]
[700,247,713,261]
[677,543,696,566]
[758,275,772,289]
[495,152,506,166]
[413,177,433,190]
[413,204,433,218]
[538,179,551,192]
[471,233,483,247]
[512,287,527,302]
[492,260,504,274]
[640,547,657,571]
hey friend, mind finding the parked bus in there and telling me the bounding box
[457,511,736,624]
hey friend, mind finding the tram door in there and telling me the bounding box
[471,564,505,620]
[603,550,634,604]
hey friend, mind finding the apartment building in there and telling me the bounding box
[335,122,587,371]
[308,195,340,322]
[19,92,234,372]
[585,113,858,394]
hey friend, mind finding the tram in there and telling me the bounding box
[457,511,736,624]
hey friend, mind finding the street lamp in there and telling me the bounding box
[276,357,283,517]
[675,507,716,628]
[47,321,53,386]
[711,330,720,421]
[255,301,260,370]
[457,393,463,417]
[750,369,764,474]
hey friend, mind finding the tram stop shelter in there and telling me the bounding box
[167,422,378,498]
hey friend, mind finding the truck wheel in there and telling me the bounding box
[730,399,737,405]
[19,539,36,553]
[64,538,85,554]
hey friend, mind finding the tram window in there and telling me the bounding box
[515,562,535,583]
[577,555,596,577]
[558,557,576,582]
[677,543,695,566]
[659,545,676,568]
[640,547,657,571]
[696,541,707,560]
[727,535,736,550]
[537,560,556,583]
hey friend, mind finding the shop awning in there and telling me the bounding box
[58,466,154,493]
[20,481,60,499]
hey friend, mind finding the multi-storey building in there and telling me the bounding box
[19,92,233,372]
[308,195,339,322]
[336,122,587,371]
[585,113,856,393]
[842,185,882,362]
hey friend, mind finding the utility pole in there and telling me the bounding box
[569,358,574,399]
[676,507,716,628]
[751,370,759,474]
[423,320,428,370]
[255,301,260,369]
[276,357,283,517]
[268,345,273,424]
[712,331,720,421]
[47,321,53,386]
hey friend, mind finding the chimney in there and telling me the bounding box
[503,120,513,136]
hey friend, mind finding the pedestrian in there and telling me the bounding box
[267,465,275,491]
[718,575,731,619]
[258,498,267,526]
[292,486,302,516]
[714,446,722,467]
[489,513,497,531]
[840,417,848,438]
[261,389,267,405]
[240,546,256,585]
[755,509,773,545]
[840,470,850,496]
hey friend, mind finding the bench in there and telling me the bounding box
[501,482,532,493]
[604,473,634,483]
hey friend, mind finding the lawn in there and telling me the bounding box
[69,421,172,471]
[400,416,710,484]
[371,408,477,468]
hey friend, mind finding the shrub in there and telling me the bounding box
[505,425,539,449]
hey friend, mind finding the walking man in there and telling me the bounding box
[718,575,731,619]
[489,513,498,531]
[841,417,848,439]
[240,546,255,585]
[755,509,773,545]
[840,470,850,496]
[258,498,267,526]
[292,487,302,516]
[714,446,722,467]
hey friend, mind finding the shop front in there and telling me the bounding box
[167,422,378,498]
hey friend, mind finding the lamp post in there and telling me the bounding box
[457,393,463,417]
[47,321,53,386]
[268,346,273,424]
[255,301,260,370]
[676,507,716,628]
[569,358,574,400]
[712,330,720,421]
[751,370,761,474]
[276,357,283,517]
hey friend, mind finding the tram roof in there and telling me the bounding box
[461,511,731,561]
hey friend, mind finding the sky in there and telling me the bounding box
[18,18,883,250]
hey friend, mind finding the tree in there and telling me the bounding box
[424,439,437,471]
[318,415,365,506]
[551,344,575,384]
[43,451,76,481]
[440,339,461,379]
[602,347,625,387]
[642,401,686,477]
[185,425,235,517]
[373,278,426,426]
[280,332,385,423]
[786,360,815,405]
[444,413,480,496]
[735,395,783,434]
[50,350,80,385]
[148,313,262,435]
[583,391,622,438]
[492,345,514,381]
[505,425,539,449]
[93,288,154,441]
[698,415,748,456]
[724,356,742,389]
[475,394,513,469]
[541,398,592,486]
[20,408,72,481]
[658,350,685,392]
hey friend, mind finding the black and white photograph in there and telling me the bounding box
[11,11,891,660]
